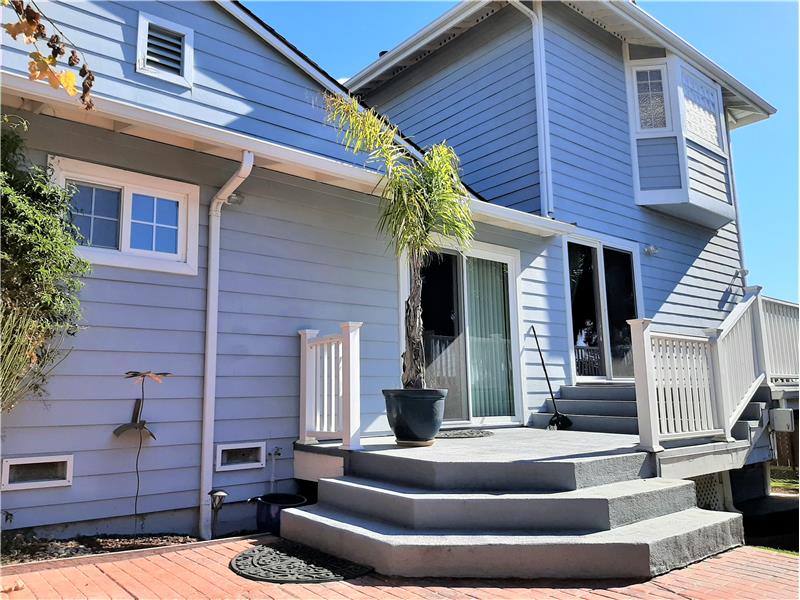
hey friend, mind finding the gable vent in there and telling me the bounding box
[146,25,184,75]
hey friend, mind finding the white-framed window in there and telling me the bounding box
[136,12,194,88]
[51,156,200,275]
[632,65,671,132]
[1,455,73,491]
[215,442,267,472]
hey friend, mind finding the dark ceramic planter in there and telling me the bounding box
[382,388,447,446]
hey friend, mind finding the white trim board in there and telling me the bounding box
[561,229,645,385]
[397,238,526,426]
[50,156,200,276]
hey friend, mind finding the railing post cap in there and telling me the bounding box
[743,285,762,295]
[627,318,652,327]
[703,326,724,337]
[340,322,364,330]
[298,328,320,337]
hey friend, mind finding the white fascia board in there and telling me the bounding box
[607,1,776,121]
[470,200,574,237]
[348,1,494,91]
[2,72,379,191]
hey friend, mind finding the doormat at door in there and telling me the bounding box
[436,429,494,439]
[230,540,373,583]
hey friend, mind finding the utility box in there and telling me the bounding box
[771,408,796,433]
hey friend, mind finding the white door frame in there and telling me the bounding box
[562,229,645,384]
[398,238,525,425]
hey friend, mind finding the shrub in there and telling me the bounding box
[0,116,90,411]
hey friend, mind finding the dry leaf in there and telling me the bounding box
[3,20,36,43]
[58,69,78,95]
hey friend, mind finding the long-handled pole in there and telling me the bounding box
[529,324,572,430]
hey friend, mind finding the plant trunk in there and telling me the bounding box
[402,252,426,389]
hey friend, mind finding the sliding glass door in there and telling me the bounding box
[420,248,519,422]
[568,241,638,380]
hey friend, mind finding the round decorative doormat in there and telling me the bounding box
[436,429,494,439]
[229,540,373,583]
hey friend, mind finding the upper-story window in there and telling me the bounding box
[635,68,668,130]
[136,12,194,88]
[51,156,199,275]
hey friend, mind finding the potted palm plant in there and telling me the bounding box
[325,95,474,446]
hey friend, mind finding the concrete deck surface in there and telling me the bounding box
[311,426,644,463]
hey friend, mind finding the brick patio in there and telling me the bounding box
[1,537,797,600]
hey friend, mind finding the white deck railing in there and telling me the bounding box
[629,286,774,452]
[761,297,799,384]
[298,322,362,450]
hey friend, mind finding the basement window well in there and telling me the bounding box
[1,455,73,491]
[216,442,267,472]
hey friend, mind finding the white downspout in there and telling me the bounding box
[511,0,554,218]
[199,150,254,540]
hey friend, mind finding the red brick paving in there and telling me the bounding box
[1,538,797,599]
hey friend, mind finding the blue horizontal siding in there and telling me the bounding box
[542,2,746,336]
[637,137,682,190]
[366,5,541,214]
[1,0,359,165]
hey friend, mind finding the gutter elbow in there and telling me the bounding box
[211,150,255,215]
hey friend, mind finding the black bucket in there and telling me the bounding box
[248,493,306,534]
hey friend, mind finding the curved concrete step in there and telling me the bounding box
[318,476,697,532]
[281,505,743,579]
[347,436,654,491]
[530,413,639,435]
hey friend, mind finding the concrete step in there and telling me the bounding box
[559,385,636,401]
[346,437,654,491]
[739,401,767,421]
[530,412,639,435]
[281,505,742,579]
[549,399,638,417]
[318,476,697,532]
[732,420,761,442]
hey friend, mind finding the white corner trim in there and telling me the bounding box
[50,156,200,276]
[1,455,74,491]
[136,12,194,88]
[215,441,267,472]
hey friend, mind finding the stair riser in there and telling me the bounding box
[550,399,638,417]
[529,413,639,435]
[318,479,697,531]
[346,450,655,491]
[559,385,637,401]
[281,509,743,579]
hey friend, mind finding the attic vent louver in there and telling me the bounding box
[146,25,184,76]
[136,12,194,87]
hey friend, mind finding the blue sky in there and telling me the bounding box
[248,1,798,302]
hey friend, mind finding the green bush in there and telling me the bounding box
[0,116,90,411]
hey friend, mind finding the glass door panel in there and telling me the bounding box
[466,257,514,417]
[421,252,469,421]
[603,248,638,378]
[568,243,606,377]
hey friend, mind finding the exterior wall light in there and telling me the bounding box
[643,245,659,256]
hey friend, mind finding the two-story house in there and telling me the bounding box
[1,0,796,581]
